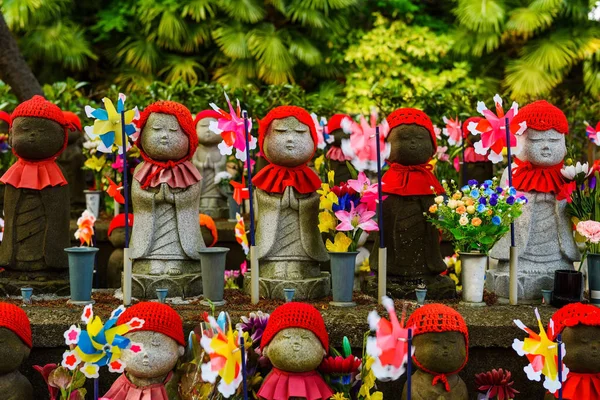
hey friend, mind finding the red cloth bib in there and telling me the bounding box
[253,164,322,194]
[382,162,444,196]
[512,158,565,194]
[103,373,170,400]
[326,146,351,162]
[553,372,600,400]
[0,158,67,189]
[257,368,334,400]
[134,160,201,190]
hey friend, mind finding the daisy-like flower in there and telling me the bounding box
[335,203,379,233]
[61,350,81,370]
[64,325,81,345]
[561,161,592,181]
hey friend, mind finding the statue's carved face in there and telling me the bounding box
[387,124,433,166]
[263,328,326,372]
[263,117,314,167]
[0,328,30,374]
[121,331,183,379]
[141,113,189,161]
[108,227,126,247]
[562,326,600,373]
[330,128,347,146]
[10,117,65,160]
[517,128,566,167]
[67,126,82,145]
[196,117,220,145]
[413,332,466,374]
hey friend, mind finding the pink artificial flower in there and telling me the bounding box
[453,156,460,172]
[335,203,379,233]
[442,116,462,146]
[435,146,450,162]
[209,93,256,162]
[348,171,386,211]
[344,110,390,172]
[111,157,124,173]
[347,172,372,194]
[576,220,600,243]
[240,260,248,276]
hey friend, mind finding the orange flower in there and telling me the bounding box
[429,204,438,213]
[452,192,462,200]
[487,209,493,216]
[472,217,482,227]
[456,205,466,214]
[465,198,474,206]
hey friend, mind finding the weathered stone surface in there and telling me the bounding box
[263,328,326,373]
[243,271,330,300]
[0,270,70,296]
[131,272,202,299]
[327,128,352,184]
[0,328,33,400]
[107,227,126,289]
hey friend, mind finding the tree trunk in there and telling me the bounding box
[0,13,43,102]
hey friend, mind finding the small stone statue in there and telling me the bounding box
[57,111,86,216]
[193,110,228,218]
[106,213,134,289]
[544,303,600,400]
[460,116,493,186]
[325,114,353,185]
[0,303,33,400]
[0,96,71,295]
[258,302,333,400]
[250,106,329,300]
[130,101,205,298]
[104,302,185,400]
[371,108,455,299]
[402,304,468,400]
[488,100,580,300]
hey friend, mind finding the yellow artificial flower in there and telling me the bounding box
[315,154,325,172]
[328,170,335,186]
[84,155,106,172]
[128,144,141,158]
[359,258,371,273]
[358,355,383,400]
[330,393,349,400]
[326,232,352,252]
[428,204,438,213]
[318,211,337,233]
[318,184,339,210]
[455,259,461,276]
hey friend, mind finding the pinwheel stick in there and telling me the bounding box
[407,328,413,400]
[94,378,99,400]
[240,329,249,400]
[121,110,132,306]
[557,333,563,400]
[375,126,387,304]
[505,117,518,306]
[242,111,259,305]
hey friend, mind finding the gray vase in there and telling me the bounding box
[200,247,230,306]
[65,247,99,305]
[329,251,358,307]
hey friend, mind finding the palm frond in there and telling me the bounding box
[159,56,206,86]
[520,30,580,70]
[155,9,189,50]
[213,23,250,59]
[219,0,266,24]
[181,0,217,22]
[265,0,287,14]
[1,0,68,30]
[116,36,160,75]
[583,53,600,96]
[286,3,328,28]
[453,0,506,33]
[452,28,501,56]
[504,59,564,99]
[506,7,555,39]
[114,69,155,93]
[213,59,257,87]
[529,0,563,12]
[289,36,323,66]
[180,23,212,53]
[248,24,295,84]
[289,0,358,11]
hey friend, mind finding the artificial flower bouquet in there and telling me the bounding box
[74,210,96,246]
[318,171,380,252]
[319,336,362,400]
[427,179,526,254]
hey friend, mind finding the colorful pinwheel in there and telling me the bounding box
[74,210,96,246]
[512,308,568,394]
[105,176,125,204]
[235,213,249,255]
[84,94,139,153]
[62,305,145,379]
[342,109,389,172]
[311,113,330,149]
[366,296,414,381]
[585,121,600,145]
[443,116,462,146]
[469,94,527,164]
[200,313,245,398]
[209,93,256,162]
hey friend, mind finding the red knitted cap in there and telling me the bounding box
[193,109,221,127]
[549,303,600,341]
[11,96,66,127]
[136,101,198,163]
[462,116,482,139]
[0,302,32,348]
[258,106,318,163]
[513,100,568,134]
[0,110,10,125]
[386,108,436,147]
[260,302,329,352]
[117,302,185,346]
[328,114,351,132]
[108,213,134,237]
[63,111,82,132]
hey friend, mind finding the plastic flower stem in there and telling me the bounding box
[375,126,384,248]
[505,117,515,247]
[558,333,563,400]
[94,377,99,400]
[242,111,255,246]
[407,328,412,400]
[240,331,248,400]
[120,110,130,246]
[461,130,465,186]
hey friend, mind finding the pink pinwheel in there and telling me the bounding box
[335,202,379,233]
[342,109,389,172]
[585,121,600,145]
[209,93,256,162]
[469,94,527,164]
[443,116,462,146]
[366,297,414,381]
[311,113,329,149]
[347,172,385,211]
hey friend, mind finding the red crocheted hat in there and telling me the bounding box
[63,111,82,132]
[108,213,134,237]
[462,116,482,139]
[136,101,198,163]
[260,302,329,352]
[328,114,351,132]
[193,109,221,127]
[117,302,185,346]
[386,108,436,147]
[549,303,600,341]
[0,110,10,126]
[0,302,32,348]
[513,100,569,134]
[258,106,318,162]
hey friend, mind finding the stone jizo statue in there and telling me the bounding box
[0,303,33,400]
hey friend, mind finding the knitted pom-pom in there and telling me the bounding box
[513,100,569,134]
[0,302,32,348]
[386,108,436,147]
[117,302,185,346]
[108,213,134,237]
[549,303,600,341]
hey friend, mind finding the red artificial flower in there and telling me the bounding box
[319,355,362,376]
[331,182,357,197]
[33,364,59,400]
[474,368,519,400]
[556,181,576,203]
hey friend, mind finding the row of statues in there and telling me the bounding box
[0,96,580,302]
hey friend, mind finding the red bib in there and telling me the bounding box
[1,158,67,190]
[134,160,201,190]
[257,368,334,400]
[553,372,600,400]
[253,164,322,194]
[512,158,565,194]
[382,162,444,196]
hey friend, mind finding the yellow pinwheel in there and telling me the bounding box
[85,93,138,153]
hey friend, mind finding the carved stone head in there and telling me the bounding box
[196,117,221,146]
[120,331,184,380]
[10,117,65,160]
[387,124,434,166]
[562,325,600,373]
[517,128,566,167]
[141,113,189,161]
[413,331,467,374]
[263,327,326,373]
[263,117,314,167]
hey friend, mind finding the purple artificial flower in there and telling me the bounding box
[591,176,597,190]
[479,197,487,205]
[506,196,515,205]
[237,311,270,346]
[489,194,498,206]
[496,187,503,194]
[468,179,478,186]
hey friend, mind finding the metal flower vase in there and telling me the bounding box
[200,247,230,306]
[83,190,102,218]
[587,253,600,305]
[65,247,99,305]
[459,252,488,304]
[329,251,358,307]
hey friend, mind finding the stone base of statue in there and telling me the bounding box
[243,270,331,300]
[365,274,456,300]
[130,271,202,299]
[0,270,70,296]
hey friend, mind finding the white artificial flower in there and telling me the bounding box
[561,162,591,181]
[214,171,233,185]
